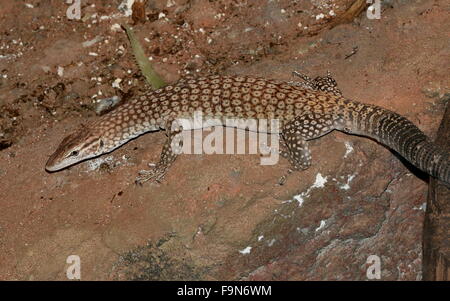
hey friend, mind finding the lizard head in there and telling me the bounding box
[45,125,106,172]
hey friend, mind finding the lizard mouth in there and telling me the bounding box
[45,156,67,172]
[45,149,78,172]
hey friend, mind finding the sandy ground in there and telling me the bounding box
[0,0,449,280]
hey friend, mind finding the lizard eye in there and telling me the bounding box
[70,150,79,157]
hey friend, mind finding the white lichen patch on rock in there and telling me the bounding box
[315,220,326,232]
[293,194,304,206]
[267,239,276,247]
[343,141,354,158]
[338,173,357,190]
[312,173,328,188]
[286,173,328,206]
[413,203,427,211]
[239,246,252,255]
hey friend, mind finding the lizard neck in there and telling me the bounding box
[94,101,161,153]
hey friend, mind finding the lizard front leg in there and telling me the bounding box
[135,125,183,184]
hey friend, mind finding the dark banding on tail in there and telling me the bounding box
[337,100,450,184]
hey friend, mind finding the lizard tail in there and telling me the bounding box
[336,99,450,184]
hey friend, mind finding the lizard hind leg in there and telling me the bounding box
[277,121,312,185]
[290,70,342,97]
[280,131,312,171]
[277,113,335,185]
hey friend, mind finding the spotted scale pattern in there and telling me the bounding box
[91,74,347,183]
[46,73,450,185]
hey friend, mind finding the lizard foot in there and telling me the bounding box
[135,164,169,185]
[277,169,293,186]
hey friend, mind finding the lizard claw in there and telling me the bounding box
[277,169,293,186]
[135,164,168,185]
[277,175,287,186]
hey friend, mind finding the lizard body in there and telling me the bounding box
[45,73,450,185]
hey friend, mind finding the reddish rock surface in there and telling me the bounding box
[0,0,448,280]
